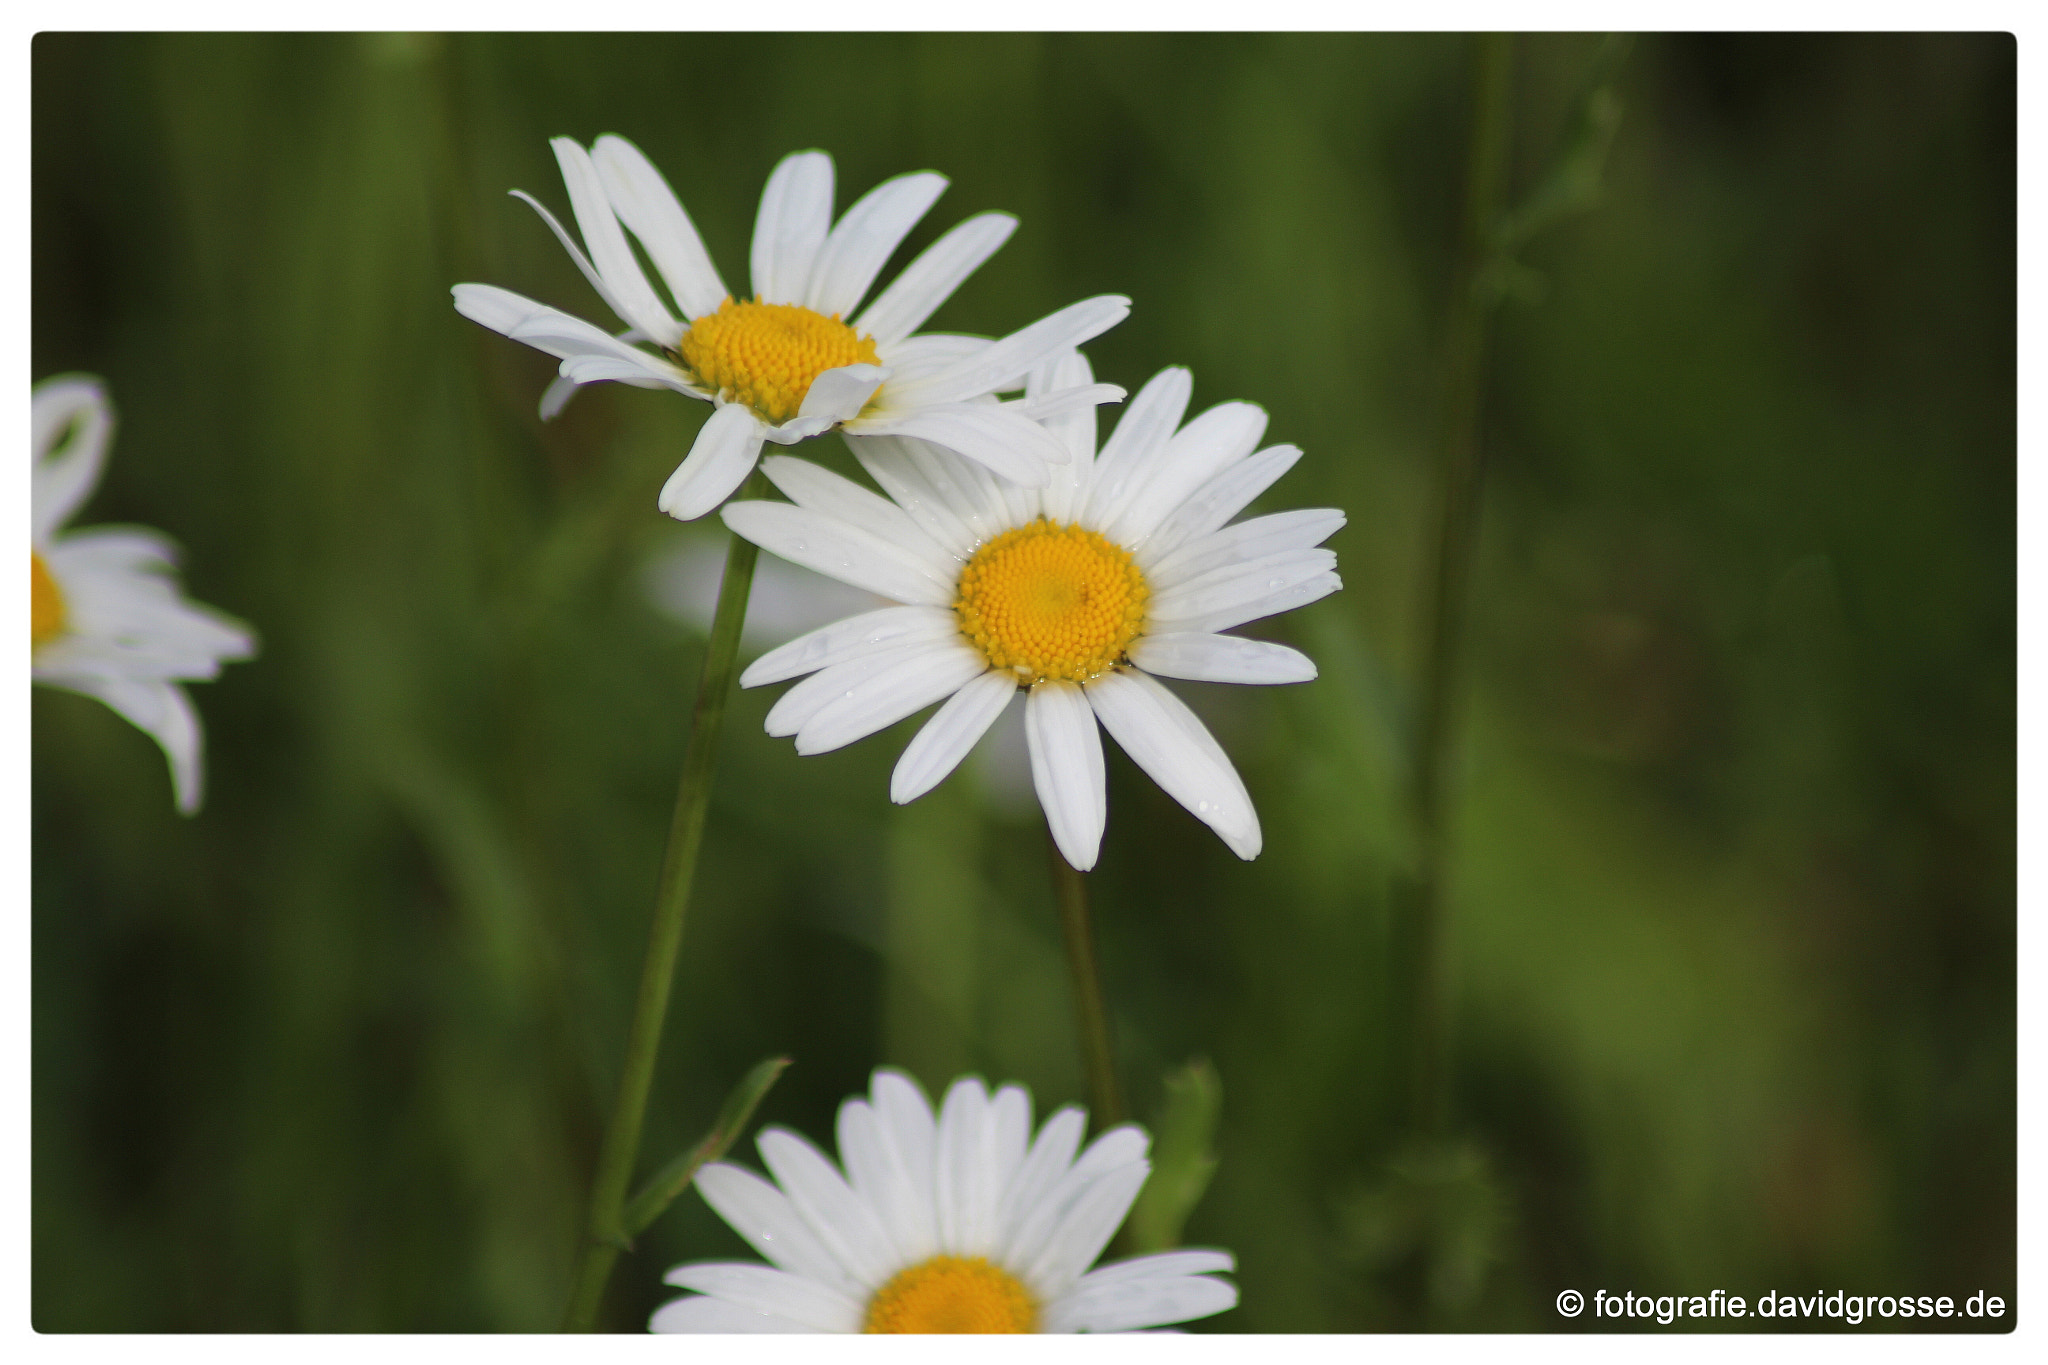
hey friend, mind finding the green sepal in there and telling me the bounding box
[1125,1058,1223,1254]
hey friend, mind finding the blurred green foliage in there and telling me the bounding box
[32,33,2012,1331]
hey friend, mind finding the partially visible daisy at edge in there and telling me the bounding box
[653,1068,1236,1333]
[31,376,256,814]
[721,353,1343,870]
[452,136,1130,520]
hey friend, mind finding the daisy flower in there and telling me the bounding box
[653,1069,1237,1333]
[721,356,1343,870]
[31,377,256,813]
[452,136,1129,520]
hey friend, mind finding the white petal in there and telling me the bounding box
[795,363,888,425]
[1141,443,1303,562]
[934,1078,998,1254]
[660,404,766,522]
[649,1293,821,1333]
[592,134,729,319]
[759,415,838,445]
[539,322,659,418]
[1104,401,1269,548]
[1086,670,1260,860]
[1080,368,1192,529]
[538,374,581,420]
[32,375,112,543]
[890,670,1016,803]
[876,333,993,385]
[894,433,1033,534]
[885,296,1132,409]
[58,675,204,814]
[1159,571,1341,638]
[547,137,680,344]
[759,454,945,563]
[1025,681,1106,872]
[751,150,834,306]
[722,500,956,605]
[1045,1267,1238,1333]
[804,171,949,319]
[453,284,692,392]
[555,354,671,388]
[764,641,955,738]
[1145,548,1340,627]
[1027,351,1100,526]
[995,1107,1086,1250]
[989,1085,1034,1220]
[1016,382,1125,422]
[512,326,683,388]
[741,604,958,688]
[690,1162,861,1296]
[504,188,643,336]
[452,281,551,338]
[1143,508,1346,585]
[836,1098,937,1267]
[868,1070,941,1240]
[36,541,255,681]
[858,403,1062,488]
[855,212,1017,346]
[949,1080,1031,1255]
[1067,1124,1152,1182]
[756,1129,898,1290]
[1070,1249,1236,1286]
[1020,1162,1150,1298]
[1127,633,1318,685]
[847,435,981,558]
[664,1263,863,1332]
[793,642,987,755]
[1003,1123,1148,1280]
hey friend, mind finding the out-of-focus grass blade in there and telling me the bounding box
[619,1056,792,1243]
[1480,33,1632,304]
[1125,1058,1222,1254]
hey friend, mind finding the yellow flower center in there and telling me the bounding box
[955,519,1149,684]
[675,296,881,426]
[863,1255,1038,1334]
[31,552,67,649]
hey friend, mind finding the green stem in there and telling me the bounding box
[1407,32,1514,1139]
[560,473,765,1332]
[1047,834,1125,1130]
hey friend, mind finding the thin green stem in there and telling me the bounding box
[560,473,766,1332]
[1407,32,1514,1139]
[1047,834,1125,1131]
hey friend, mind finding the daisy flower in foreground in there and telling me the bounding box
[653,1069,1236,1333]
[722,356,1343,870]
[31,377,256,813]
[453,136,1129,520]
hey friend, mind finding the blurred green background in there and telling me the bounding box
[31,33,2013,1332]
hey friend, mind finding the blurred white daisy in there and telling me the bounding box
[722,357,1343,870]
[31,377,256,813]
[652,1069,1236,1333]
[453,137,1129,520]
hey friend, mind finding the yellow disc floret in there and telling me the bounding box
[675,296,881,426]
[955,519,1149,684]
[31,552,67,649]
[863,1255,1038,1334]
